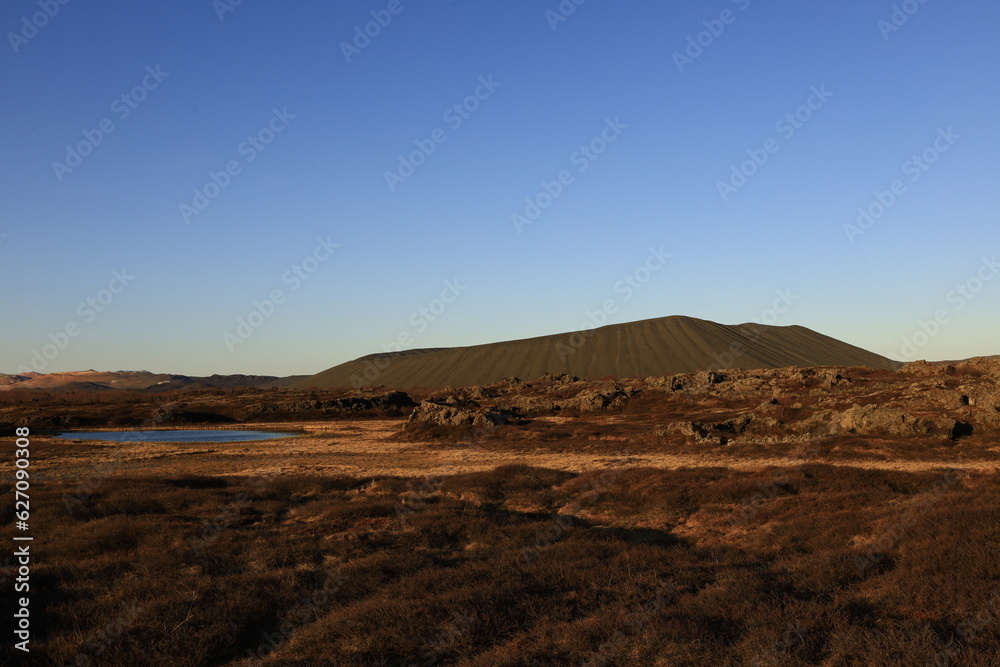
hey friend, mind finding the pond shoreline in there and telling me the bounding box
[52,429,303,443]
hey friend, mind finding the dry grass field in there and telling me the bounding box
[3,359,1000,665]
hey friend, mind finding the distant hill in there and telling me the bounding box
[0,370,306,392]
[297,316,899,390]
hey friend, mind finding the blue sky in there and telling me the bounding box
[1,0,998,376]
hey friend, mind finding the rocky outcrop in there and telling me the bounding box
[538,372,581,386]
[242,391,415,419]
[664,371,726,392]
[434,379,636,415]
[956,382,1000,409]
[898,360,945,377]
[404,401,516,429]
[667,415,752,445]
[834,404,969,440]
[812,368,848,387]
[572,384,637,412]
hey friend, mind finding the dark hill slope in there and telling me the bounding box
[298,316,898,390]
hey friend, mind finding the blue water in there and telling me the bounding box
[55,430,298,443]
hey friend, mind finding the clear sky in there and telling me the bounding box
[1,0,998,376]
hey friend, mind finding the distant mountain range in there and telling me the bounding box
[296,316,900,389]
[0,370,306,392]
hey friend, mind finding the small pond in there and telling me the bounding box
[55,430,298,443]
